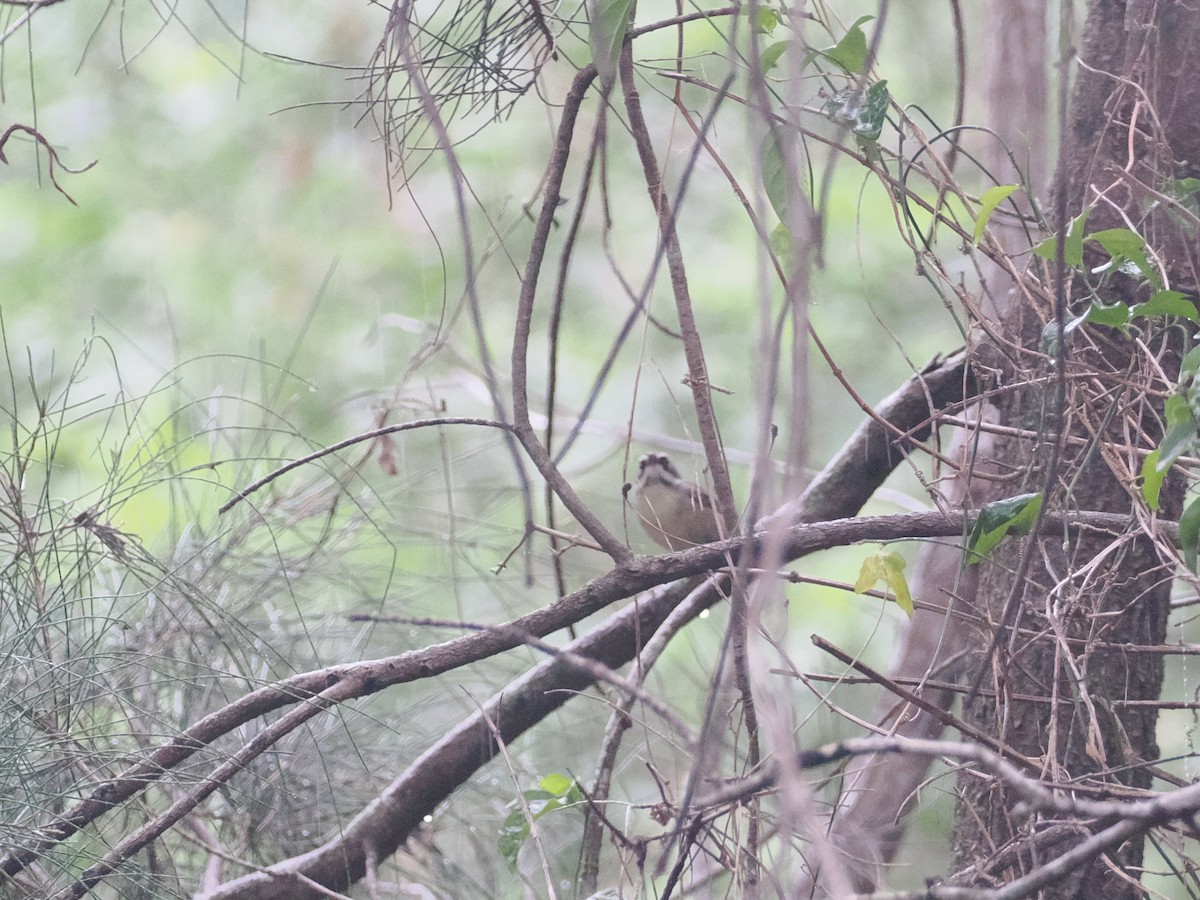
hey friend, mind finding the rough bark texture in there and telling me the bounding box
[794,5,1051,894]
[953,1,1200,895]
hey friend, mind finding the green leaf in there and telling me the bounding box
[1130,290,1198,322]
[768,221,794,270]
[1166,177,1200,200]
[1084,301,1132,328]
[822,15,874,74]
[1180,496,1200,573]
[1087,227,1160,288]
[966,493,1043,565]
[822,80,889,142]
[497,780,580,868]
[972,184,1020,245]
[749,6,781,34]
[1166,393,1194,428]
[499,806,529,868]
[540,773,574,796]
[1144,408,1197,511]
[496,787,576,868]
[854,550,913,617]
[590,0,635,83]
[1006,494,1043,534]
[1032,207,1091,267]
[760,40,790,73]
[1087,227,1145,257]
[1156,419,1197,474]
[855,80,890,141]
[1181,346,1200,383]
[1141,449,1165,510]
[1040,312,1087,356]
[761,131,791,225]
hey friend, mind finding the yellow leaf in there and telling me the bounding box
[855,550,914,618]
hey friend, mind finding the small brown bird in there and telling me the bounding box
[630,452,722,550]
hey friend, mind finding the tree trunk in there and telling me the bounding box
[953,1,1200,895]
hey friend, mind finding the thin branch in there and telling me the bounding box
[0,124,97,203]
[688,734,1200,900]
[218,416,511,513]
[507,64,634,562]
[619,47,737,536]
[387,0,537,579]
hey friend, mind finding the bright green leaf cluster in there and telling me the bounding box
[1033,214,1165,290]
[763,16,876,76]
[1034,211,1199,356]
[1050,291,1198,354]
[855,549,914,617]
[498,774,584,869]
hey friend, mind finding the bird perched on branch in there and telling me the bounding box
[629,452,722,550]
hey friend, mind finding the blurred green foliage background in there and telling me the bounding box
[0,1,1014,893]
[1,0,971,582]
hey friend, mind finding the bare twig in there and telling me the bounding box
[0,124,97,203]
[218,416,511,513]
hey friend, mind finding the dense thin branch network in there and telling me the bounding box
[4,1,1200,899]
[364,0,564,176]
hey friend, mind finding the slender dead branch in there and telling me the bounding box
[506,64,635,563]
[0,123,97,203]
[619,48,737,536]
[218,417,511,513]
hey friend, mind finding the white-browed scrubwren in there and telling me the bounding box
[629,452,722,550]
